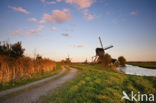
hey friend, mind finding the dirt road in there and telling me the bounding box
[0,66,77,103]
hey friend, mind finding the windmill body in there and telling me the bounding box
[92,36,113,63]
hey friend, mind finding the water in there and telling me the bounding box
[118,65,156,76]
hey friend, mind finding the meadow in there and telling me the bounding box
[127,62,156,69]
[40,64,156,103]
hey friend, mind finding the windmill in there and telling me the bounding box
[92,36,113,63]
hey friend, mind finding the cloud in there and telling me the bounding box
[71,23,77,27]
[51,27,57,31]
[9,29,21,35]
[41,0,62,5]
[8,6,30,14]
[72,44,84,48]
[27,25,45,34]
[28,29,36,34]
[40,9,72,24]
[82,9,95,20]
[47,1,56,4]
[56,0,62,2]
[41,0,46,3]
[112,19,118,24]
[130,11,137,15]
[28,18,37,22]
[65,0,96,20]
[65,0,96,9]
[62,33,70,37]
[37,25,45,32]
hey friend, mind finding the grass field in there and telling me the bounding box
[39,64,156,103]
[127,62,156,69]
[0,64,62,91]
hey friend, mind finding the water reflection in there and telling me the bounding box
[118,65,156,76]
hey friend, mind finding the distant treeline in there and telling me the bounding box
[0,41,56,84]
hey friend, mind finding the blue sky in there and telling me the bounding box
[0,0,156,62]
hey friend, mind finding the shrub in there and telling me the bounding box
[118,56,126,67]
[98,53,112,66]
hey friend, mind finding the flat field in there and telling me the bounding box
[127,62,156,69]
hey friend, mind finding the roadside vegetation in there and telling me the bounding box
[127,62,156,69]
[40,64,156,103]
[0,41,58,91]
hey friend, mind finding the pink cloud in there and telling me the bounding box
[56,0,62,2]
[41,0,61,5]
[28,17,37,22]
[8,6,30,14]
[72,44,84,48]
[40,9,72,24]
[9,29,21,35]
[37,25,45,32]
[112,19,118,24]
[130,11,137,15]
[47,1,56,4]
[83,9,95,20]
[40,0,46,3]
[51,27,57,31]
[26,25,45,34]
[28,29,36,34]
[65,0,96,9]
[62,33,70,37]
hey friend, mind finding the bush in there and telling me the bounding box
[0,41,25,58]
[10,42,25,58]
[97,53,112,66]
[118,56,126,67]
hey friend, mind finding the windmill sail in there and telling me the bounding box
[104,45,113,50]
[99,36,104,49]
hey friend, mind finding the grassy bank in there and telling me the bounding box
[127,62,156,69]
[40,64,156,103]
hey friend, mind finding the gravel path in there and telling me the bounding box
[1,67,77,103]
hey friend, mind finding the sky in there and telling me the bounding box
[0,0,156,62]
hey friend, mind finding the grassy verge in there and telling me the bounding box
[41,64,156,103]
[127,62,156,69]
[0,64,62,91]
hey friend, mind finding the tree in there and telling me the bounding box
[0,41,25,58]
[118,56,126,67]
[10,42,25,58]
[65,58,71,64]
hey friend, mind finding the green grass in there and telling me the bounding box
[0,64,62,91]
[127,62,156,69]
[40,64,156,103]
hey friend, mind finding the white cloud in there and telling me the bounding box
[8,6,30,14]
[40,9,72,24]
